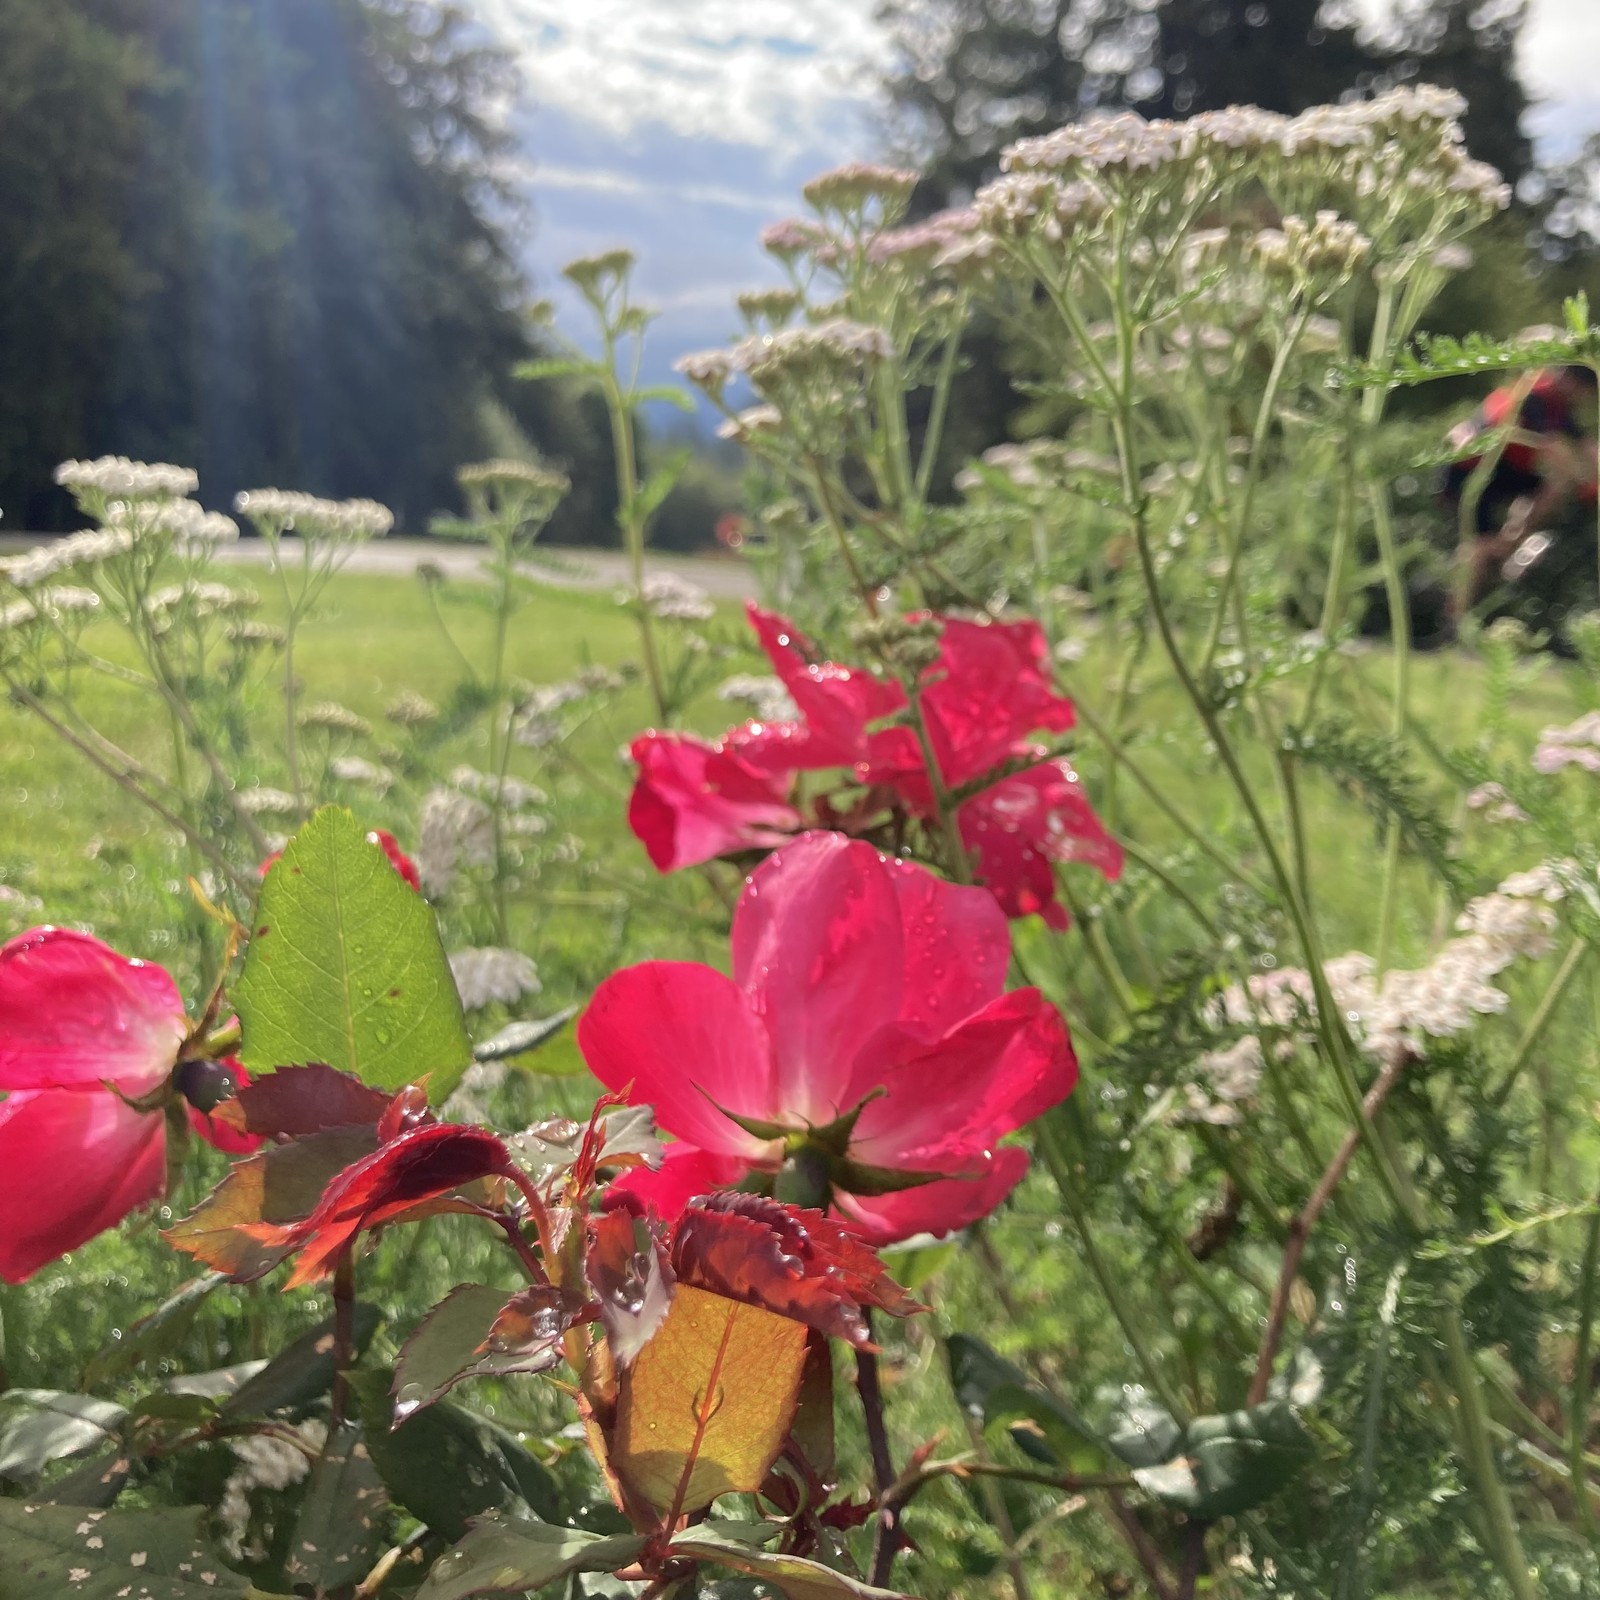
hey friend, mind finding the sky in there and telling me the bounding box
[473,0,1600,387]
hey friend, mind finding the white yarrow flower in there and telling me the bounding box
[449,947,542,1010]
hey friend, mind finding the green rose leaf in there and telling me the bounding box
[236,807,471,1099]
[947,1334,1113,1475]
[671,1525,912,1600]
[0,1503,256,1598]
[0,1391,126,1482]
[1131,1400,1317,1518]
[283,1423,388,1593]
[415,1508,645,1600]
[349,1370,561,1542]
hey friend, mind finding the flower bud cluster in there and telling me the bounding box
[866,207,978,267]
[1251,210,1371,281]
[630,572,715,622]
[802,162,919,218]
[1533,710,1600,774]
[731,319,896,391]
[736,287,805,326]
[717,673,799,724]
[297,701,371,736]
[457,459,570,495]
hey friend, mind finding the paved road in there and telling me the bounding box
[0,532,758,600]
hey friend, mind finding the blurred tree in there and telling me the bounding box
[0,0,616,533]
[879,0,1532,205]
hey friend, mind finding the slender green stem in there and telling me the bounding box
[913,298,969,505]
[1572,1198,1600,1538]
[1438,1308,1538,1600]
[1039,1119,1188,1420]
[1490,938,1589,1108]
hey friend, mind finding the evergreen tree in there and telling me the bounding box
[0,0,611,532]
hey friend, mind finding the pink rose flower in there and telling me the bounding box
[627,604,1121,928]
[579,832,1076,1243]
[0,927,250,1282]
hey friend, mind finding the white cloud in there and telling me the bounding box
[476,0,886,155]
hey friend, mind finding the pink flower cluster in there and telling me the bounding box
[629,604,1122,928]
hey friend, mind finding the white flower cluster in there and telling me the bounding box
[297,701,371,736]
[146,581,259,618]
[0,528,135,589]
[457,459,569,494]
[867,207,979,266]
[1533,711,1600,774]
[731,319,896,391]
[1465,781,1527,823]
[54,456,198,500]
[233,489,393,540]
[636,572,715,622]
[217,1421,325,1558]
[0,585,102,638]
[238,787,299,817]
[445,1058,510,1124]
[1498,860,1571,902]
[716,404,784,443]
[760,217,829,258]
[1210,869,1561,1078]
[449,765,547,810]
[1179,1036,1266,1126]
[330,755,394,793]
[385,689,439,727]
[512,666,627,749]
[737,286,804,325]
[1251,211,1371,280]
[973,173,1107,244]
[107,497,238,552]
[717,673,798,725]
[802,161,919,215]
[417,787,495,894]
[449,946,542,1011]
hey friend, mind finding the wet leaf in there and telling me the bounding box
[472,1007,579,1063]
[948,1335,1112,1475]
[671,1525,912,1600]
[0,1392,126,1482]
[283,1423,388,1592]
[236,806,471,1098]
[1099,1388,1184,1471]
[612,1284,807,1516]
[586,1209,675,1366]
[0,1502,254,1597]
[26,1450,132,1509]
[349,1370,560,1541]
[1130,1401,1316,1518]
[392,1283,578,1420]
[672,1195,921,1350]
[213,1062,391,1140]
[414,1507,645,1600]
[242,1122,513,1288]
[163,1125,379,1280]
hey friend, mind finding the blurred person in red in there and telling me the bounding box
[1442,363,1598,620]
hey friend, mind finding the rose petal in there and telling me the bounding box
[628,732,801,871]
[603,1143,757,1225]
[580,963,780,1156]
[958,760,1123,927]
[746,604,905,769]
[731,834,905,1124]
[921,618,1076,787]
[0,928,186,1096]
[0,1088,166,1282]
[883,854,1012,1035]
[849,988,1077,1169]
[835,1146,1031,1245]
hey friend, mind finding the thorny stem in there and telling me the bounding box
[1248,1054,1408,1405]
[856,1316,904,1587]
[330,1254,356,1427]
